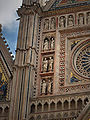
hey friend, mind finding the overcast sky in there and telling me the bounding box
[0,0,22,56]
[0,0,22,28]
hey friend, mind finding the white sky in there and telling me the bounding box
[0,0,22,29]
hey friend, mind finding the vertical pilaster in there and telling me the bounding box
[9,6,39,119]
[54,29,60,94]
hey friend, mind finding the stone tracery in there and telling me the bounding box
[73,43,90,79]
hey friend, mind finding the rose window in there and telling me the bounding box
[72,40,90,79]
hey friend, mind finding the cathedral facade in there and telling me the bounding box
[9,0,90,120]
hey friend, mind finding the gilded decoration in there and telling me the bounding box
[0,65,8,101]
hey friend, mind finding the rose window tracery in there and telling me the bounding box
[76,46,90,78]
[72,40,90,79]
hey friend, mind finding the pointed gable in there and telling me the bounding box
[0,25,14,101]
[44,0,90,11]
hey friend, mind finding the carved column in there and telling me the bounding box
[9,5,39,120]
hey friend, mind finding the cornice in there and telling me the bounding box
[41,4,90,18]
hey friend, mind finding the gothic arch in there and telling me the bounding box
[77,98,82,109]
[64,100,69,110]
[44,102,48,111]
[70,99,75,109]
[50,101,55,111]
[0,107,3,114]
[31,104,35,113]
[37,103,42,112]
[57,101,62,110]
[4,106,9,113]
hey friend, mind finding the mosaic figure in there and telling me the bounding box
[0,72,7,100]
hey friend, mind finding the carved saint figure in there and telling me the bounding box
[50,37,55,49]
[50,18,56,29]
[48,57,53,71]
[43,58,48,72]
[59,16,65,28]
[42,80,46,94]
[68,15,74,27]
[44,19,49,30]
[47,80,52,93]
[43,39,49,50]
[87,12,90,24]
[78,14,84,25]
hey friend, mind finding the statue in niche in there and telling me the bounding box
[68,15,74,27]
[47,79,52,93]
[50,18,56,29]
[78,14,84,25]
[42,80,46,94]
[59,16,65,28]
[44,19,49,30]
[43,58,48,72]
[87,12,90,24]
[48,57,53,71]
[43,39,49,51]
[50,37,55,49]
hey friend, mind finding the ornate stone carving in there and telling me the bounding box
[59,16,66,28]
[78,14,84,25]
[44,19,49,30]
[68,15,74,27]
[50,17,56,29]
[41,77,53,95]
[43,38,49,51]
[42,80,47,94]
[47,79,52,93]
[87,12,90,24]
[75,45,90,78]
[48,57,54,71]
[50,37,55,49]
[42,58,48,72]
